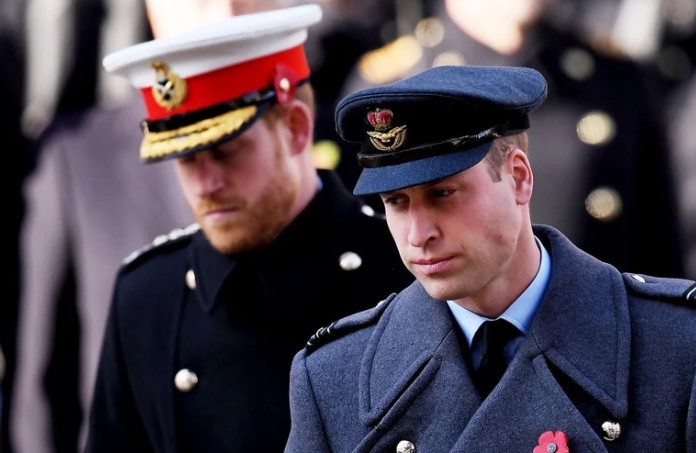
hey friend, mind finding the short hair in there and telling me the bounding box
[484,132,529,181]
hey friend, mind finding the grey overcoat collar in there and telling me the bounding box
[357,225,629,451]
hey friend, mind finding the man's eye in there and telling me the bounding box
[433,188,454,197]
[381,195,402,206]
[211,148,232,160]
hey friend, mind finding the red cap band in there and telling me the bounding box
[140,45,310,121]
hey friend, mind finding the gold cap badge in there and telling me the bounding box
[151,61,187,110]
[366,108,407,152]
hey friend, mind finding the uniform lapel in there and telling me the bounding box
[149,237,201,452]
[450,355,611,452]
[356,283,483,448]
[161,233,237,450]
[530,226,630,420]
[453,227,631,451]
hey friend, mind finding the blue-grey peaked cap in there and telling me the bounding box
[336,65,548,195]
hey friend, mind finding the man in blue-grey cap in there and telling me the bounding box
[285,65,696,452]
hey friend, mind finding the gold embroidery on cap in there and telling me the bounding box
[151,61,187,110]
[140,105,258,161]
[366,108,407,151]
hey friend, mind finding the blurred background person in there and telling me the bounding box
[11,96,193,453]
[657,0,696,280]
[668,73,696,279]
[21,0,147,140]
[300,0,403,189]
[0,0,31,452]
[610,0,696,280]
[7,0,236,451]
[340,0,686,278]
[6,1,151,450]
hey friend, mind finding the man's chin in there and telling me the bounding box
[420,279,460,302]
[201,226,248,254]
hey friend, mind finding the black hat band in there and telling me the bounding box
[358,116,528,168]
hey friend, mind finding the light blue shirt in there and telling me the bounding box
[446,236,551,368]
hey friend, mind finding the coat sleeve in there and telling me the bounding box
[84,281,152,452]
[285,349,331,453]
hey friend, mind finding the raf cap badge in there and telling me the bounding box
[366,108,407,152]
[151,61,187,110]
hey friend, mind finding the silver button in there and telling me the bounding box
[174,369,198,392]
[185,269,196,289]
[396,440,415,453]
[631,274,646,283]
[339,252,362,271]
[601,420,621,441]
[361,205,376,216]
[152,234,169,246]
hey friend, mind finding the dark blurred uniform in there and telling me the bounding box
[342,0,685,278]
[659,8,696,279]
[90,171,412,452]
[11,98,192,453]
[667,72,696,279]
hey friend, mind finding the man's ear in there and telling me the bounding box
[282,100,313,155]
[509,148,533,205]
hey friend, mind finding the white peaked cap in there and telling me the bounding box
[101,4,323,163]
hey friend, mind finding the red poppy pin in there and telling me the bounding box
[533,431,569,453]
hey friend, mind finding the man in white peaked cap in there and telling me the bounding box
[85,4,412,452]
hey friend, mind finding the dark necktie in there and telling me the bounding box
[473,319,520,398]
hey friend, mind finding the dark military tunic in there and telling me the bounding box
[286,225,696,452]
[86,170,414,452]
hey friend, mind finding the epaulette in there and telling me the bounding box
[305,293,397,353]
[121,223,200,269]
[623,272,696,306]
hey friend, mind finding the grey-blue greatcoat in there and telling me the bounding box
[286,225,696,452]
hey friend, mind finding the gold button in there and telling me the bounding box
[185,269,196,289]
[396,440,415,453]
[339,252,362,271]
[174,368,198,392]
